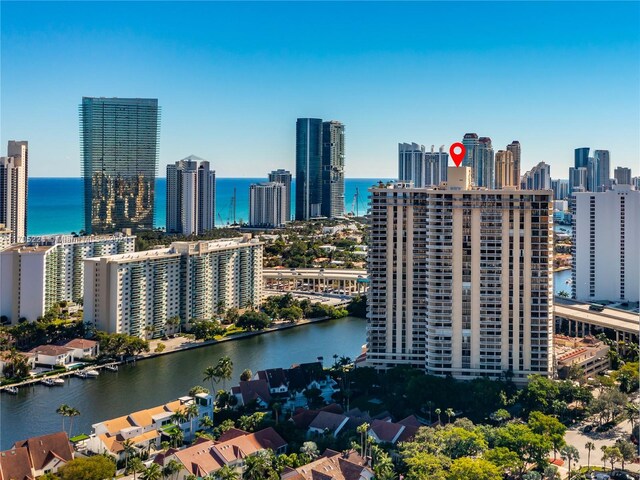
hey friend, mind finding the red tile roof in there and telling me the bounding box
[0,447,34,480]
[13,431,74,471]
[236,379,272,405]
[63,338,98,349]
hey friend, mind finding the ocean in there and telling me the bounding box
[27,178,388,236]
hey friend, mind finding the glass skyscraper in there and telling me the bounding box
[295,118,323,220]
[80,97,160,234]
[321,120,345,218]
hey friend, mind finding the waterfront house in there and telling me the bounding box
[231,379,272,408]
[0,351,36,375]
[86,393,213,460]
[256,368,288,394]
[280,448,373,480]
[28,345,75,368]
[307,411,349,437]
[62,338,99,359]
[0,431,74,479]
[367,416,420,445]
[155,427,287,479]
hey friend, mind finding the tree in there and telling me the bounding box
[601,446,622,471]
[203,365,220,393]
[559,445,579,479]
[272,402,282,425]
[495,423,552,473]
[615,439,636,470]
[527,411,566,459]
[625,402,639,430]
[243,451,278,480]
[489,409,511,425]
[163,459,182,480]
[56,404,70,432]
[437,426,487,459]
[212,464,240,480]
[301,441,319,459]
[447,457,502,480]
[185,402,200,440]
[240,369,253,381]
[216,356,234,391]
[483,447,522,475]
[129,457,144,480]
[356,423,370,459]
[140,463,163,480]
[200,415,215,431]
[585,441,595,471]
[122,439,136,472]
[2,350,30,379]
[58,456,116,480]
[189,385,210,397]
[435,408,442,425]
[445,408,455,424]
[402,451,448,480]
[67,407,80,437]
[236,311,271,331]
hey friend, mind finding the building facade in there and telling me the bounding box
[249,182,288,228]
[166,156,215,235]
[594,150,610,192]
[506,141,521,189]
[398,143,448,188]
[295,118,345,220]
[268,169,292,221]
[571,185,639,302]
[366,176,554,382]
[475,137,495,188]
[0,141,28,243]
[522,162,551,190]
[0,232,135,323]
[83,237,263,337]
[614,167,632,186]
[80,97,160,234]
[0,224,12,251]
[494,150,515,189]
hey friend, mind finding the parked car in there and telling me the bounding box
[610,471,635,480]
[582,424,594,433]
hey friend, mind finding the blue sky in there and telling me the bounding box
[1,1,638,178]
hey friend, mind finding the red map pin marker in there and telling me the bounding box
[450,142,466,167]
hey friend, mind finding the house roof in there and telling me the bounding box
[257,368,288,389]
[13,431,73,471]
[308,412,348,433]
[284,368,307,391]
[236,379,272,405]
[0,447,34,480]
[28,345,74,356]
[172,440,224,476]
[101,399,182,434]
[369,420,403,444]
[291,410,320,429]
[63,338,98,349]
[280,449,372,480]
[398,415,421,428]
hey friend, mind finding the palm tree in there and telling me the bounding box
[129,457,144,480]
[435,408,442,425]
[445,408,455,424]
[356,423,369,458]
[163,459,182,480]
[122,439,136,472]
[625,402,639,430]
[272,402,282,425]
[185,403,200,441]
[585,441,595,471]
[211,465,240,480]
[67,407,80,437]
[560,445,579,479]
[301,441,319,460]
[170,428,184,449]
[141,463,163,480]
[200,415,215,431]
[216,356,233,392]
[56,404,70,431]
[203,365,221,393]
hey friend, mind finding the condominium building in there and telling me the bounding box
[461,133,478,171]
[571,185,639,302]
[295,118,345,220]
[366,172,554,382]
[522,162,551,190]
[551,179,569,200]
[575,147,590,169]
[0,232,135,323]
[0,224,11,251]
[569,167,588,195]
[83,237,263,337]
[494,150,515,189]
[507,141,521,189]
[166,156,216,235]
[398,143,448,187]
[614,167,632,186]
[268,169,292,221]
[80,97,160,234]
[249,182,288,228]
[475,137,494,188]
[0,141,28,243]
[594,150,610,192]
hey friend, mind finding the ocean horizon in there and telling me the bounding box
[27,177,389,236]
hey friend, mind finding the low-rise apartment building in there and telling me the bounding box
[555,335,610,379]
[83,236,263,338]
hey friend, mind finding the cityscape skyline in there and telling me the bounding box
[1,2,638,178]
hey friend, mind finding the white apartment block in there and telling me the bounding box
[249,182,288,228]
[0,232,135,323]
[398,143,448,188]
[0,141,28,243]
[367,174,554,382]
[572,185,639,302]
[84,237,263,337]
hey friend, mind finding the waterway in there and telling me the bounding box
[0,316,366,449]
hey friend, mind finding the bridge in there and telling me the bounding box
[264,268,639,341]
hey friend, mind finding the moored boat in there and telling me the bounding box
[105,364,118,372]
[85,369,99,377]
[52,378,65,385]
[74,371,87,378]
[41,378,55,386]
[4,386,18,394]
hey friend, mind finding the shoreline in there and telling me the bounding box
[0,315,345,390]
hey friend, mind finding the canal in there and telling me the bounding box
[0,316,366,449]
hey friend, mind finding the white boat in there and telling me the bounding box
[4,386,18,394]
[74,371,87,378]
[52,378,65,385]
[105,364,118,372]
[41,378,55,386]
[85,369,100,377]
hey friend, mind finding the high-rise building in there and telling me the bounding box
[268,169,292,221]
[249,182,288,228]
[0,224,11,251]
[321,121,345,218]
[529,162,551,190]
[569,167,588,195]
[366,176,554,382]
[633,177,640,190]
[551,179,569,200]
[80,97,160,234]
[507,141,521,188]
[494,150,515,189]
[462,133,479,182]
[83,237,263,337]
[398,143,448,187]
[0,232,135,323]
[295,118,345,220]
[594,150,610,192]
[574,147,590,169]
[614,167,632,185]
[166,156,216,235]
[0,141,28,243]
[571,185,639,302]
[475,137,495,188]
[295,118,323,220]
